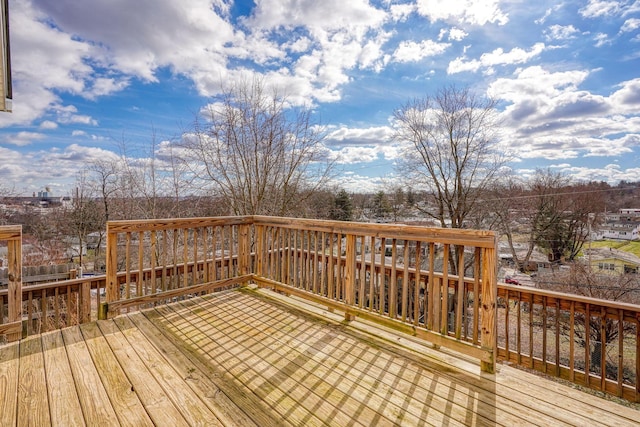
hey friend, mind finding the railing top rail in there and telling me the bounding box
[0,224,22,240]
[107,216,253,233]
[499,283,640,314]
[252,215,497,248]
[0,275,106,296]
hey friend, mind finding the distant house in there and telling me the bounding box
[594,208,640,241]
[583,247,640,275]
[499,242,551,272]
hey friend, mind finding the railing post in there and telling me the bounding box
[100,222,118,319]
[255,224,264,278]
[238,223,251,282]
[480,238,498,373]
[6,225,22,341]
[79,281,91,324]
[344,233,357,321]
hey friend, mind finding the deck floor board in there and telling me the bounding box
[41,331,86,427]
[61,325,121,425]
[2,289,639,426]
[0,340,19,426]
[17,335,50,426]
[95,318,192,427]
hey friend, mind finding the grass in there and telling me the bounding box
[587,240,640,257]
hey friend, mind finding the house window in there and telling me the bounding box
[598,263,615,271]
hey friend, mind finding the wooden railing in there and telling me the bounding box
[497,284,640,402]
[251,216,498,373]
[0,261,240,340]
[5,216,639,400]
[0,225,21,341]
[102,216,252,317]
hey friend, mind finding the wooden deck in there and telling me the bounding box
[1,289,638,427]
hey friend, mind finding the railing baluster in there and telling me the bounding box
[427,242,435,330]
[529,293,534,369]
[585,303,591,388]
[401,243,409,322]
[456,245,464,339]
[473,248,480,344]
[555,299,560,377]
[344,234,356,321]
[389,239,397,318]
[378,237,387,315]
[505,288,510,356]
[517,291,522,365]
[600,307,607,391]
[542,296,548,369]
[441,244,449,335]
[151,230,158,295]
[569,300,575,382]
[618,308,624,397]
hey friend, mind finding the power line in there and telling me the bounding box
[480,185,640,203]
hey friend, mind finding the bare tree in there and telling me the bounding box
[393,85,503,229]
[179,77,333,216]
[57,172,104,269]
[386,186,406,222]
[84,158,119,257]
[106,130,195,220]
[494,169,605,270]
[0,182,16,225]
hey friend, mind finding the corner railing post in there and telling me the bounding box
[7,225,22,341]
[101,222,118,319]
[480,236,498,373]
[344,233,357,321]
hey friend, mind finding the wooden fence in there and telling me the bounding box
[0,264,77,286]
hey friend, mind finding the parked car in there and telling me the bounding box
[504,276,520,285]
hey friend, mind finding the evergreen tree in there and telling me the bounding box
[331,189,353,221]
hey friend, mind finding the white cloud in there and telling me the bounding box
[448,43,546,74]
[86,77,131,100]
[71,130,87,137]
[393,40,450,63]
[415,0,508,26]
[328,146,380,164]
[620,18,640,33]
[542,163,640,184]
[53,105,98,126]
[389,4,415,22]
[325,125,394,147]
[488,66,640,162]
[448,28,468,41]
[247,0,387,33]
[535,5,563,25]
[580,0,623,18]
[545,25,580,41]
[240,0,391,102]
[34,0,237,82]
[39,121,58,130]
[610,78,640,112]
[594,32,612,47]
[2,131,46,146]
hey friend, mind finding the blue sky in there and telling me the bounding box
[0,0,639,196]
